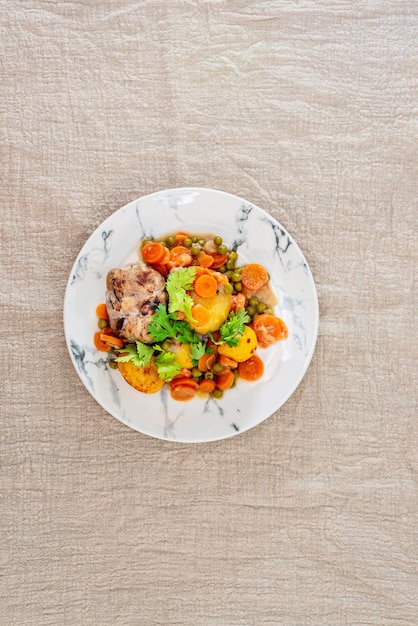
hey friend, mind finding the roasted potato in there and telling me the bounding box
[191,291,232,334]
[117,360,164,394]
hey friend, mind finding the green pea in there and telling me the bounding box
[205,371,214,380]
[98,319,108,329]
[214,236,223,246]
[226,270,234,280]
[212,388,223,399]
[234,282,243,292]
[229,250,238,261]
[109,359,118,370]
[217,244,228,255]
[249,296,259,307]
[246,306,255,317]
[223,283,233,295]
[219,265,227,273]
[183,237,192,247]
[191,245,200,256]
[231,272,242,283]
[226,259,236,270]
[192,367,201,378]
[198,239,206,247]
[256,302,266,313]
[191,236,198,243]
[265,308,273,315]
[165,236,175,247]
[161,339,172,351]
[212,363,224,374]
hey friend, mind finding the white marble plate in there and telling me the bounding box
[64,188,318,442]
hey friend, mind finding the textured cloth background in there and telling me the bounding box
[1,1,417,625]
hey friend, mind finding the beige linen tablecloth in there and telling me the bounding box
[1,2,417,625]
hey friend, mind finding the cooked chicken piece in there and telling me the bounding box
[106,262,167,344]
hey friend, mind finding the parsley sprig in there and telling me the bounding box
[114,342,183,382]
[211,308,250,347]
[147,304,199,344]
[166,267,196,322]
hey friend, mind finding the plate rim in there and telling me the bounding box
[63,187,319,442]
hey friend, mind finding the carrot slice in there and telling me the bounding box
[194,274,218,298]
[169,246,193,267]
[142,241,166,264]
[190,304,211,327]
[175,232,188,243]
[252,314,288,348]
[198,352,216,372]
[95,303,109,320]
[215,368,235,391]
[198,379,216,394]
[99,333,125,349]
[210,253,228,269]
[241,263,268,292]
[196,251,214,268]
[170,376,197,388]
[159,246,171,265]
[170,384,198,401]
[231,293,246,310]
[238,354,264,381]
[93,331,112,352]
[219,354,238,369]
[151,262,169,277]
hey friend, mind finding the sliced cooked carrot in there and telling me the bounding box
[210,253,228,269]
[170,375,197,388]
[169,246,193,267]
[94,331,112,352]
[95,303,109,320]
[159,246,171,265]
[252,314,288,348]
[142,241,166,264]
[238,354,264,381]
[219,354,238,369]
[215,368,235,391]
[194,266,211,278]
[99,333,125,349]
[196,250,214,268]
[198,379,216,394]
[152,262,169,277]
[194,274,218,298]
[198,352,216,372]
[175,232,188,243]
[241,263,268,292]
[170,383,198,402]
[231,293,246,310]
[190,304,211,327]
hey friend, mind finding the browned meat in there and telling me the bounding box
[106,262,167,344]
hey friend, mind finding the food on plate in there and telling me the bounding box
[105,262,167,343]
[117,359,165,394]
[94,232,288,402]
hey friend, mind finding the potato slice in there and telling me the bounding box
[218,326,258,362]
[117,360,164,394]
[191,291,232,334]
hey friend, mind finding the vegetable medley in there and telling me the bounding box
[94,232,288,402]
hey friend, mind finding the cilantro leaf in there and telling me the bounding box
[189,341,207,361]
[166,267,196,322]
[148,304,200,345]
[114,342,154,367]
[172,320,199,344]
[213,308,250,347]
[154,351,183,381]
[147,304,179,343]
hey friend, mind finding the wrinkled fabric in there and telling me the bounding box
[1,1,417,625]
